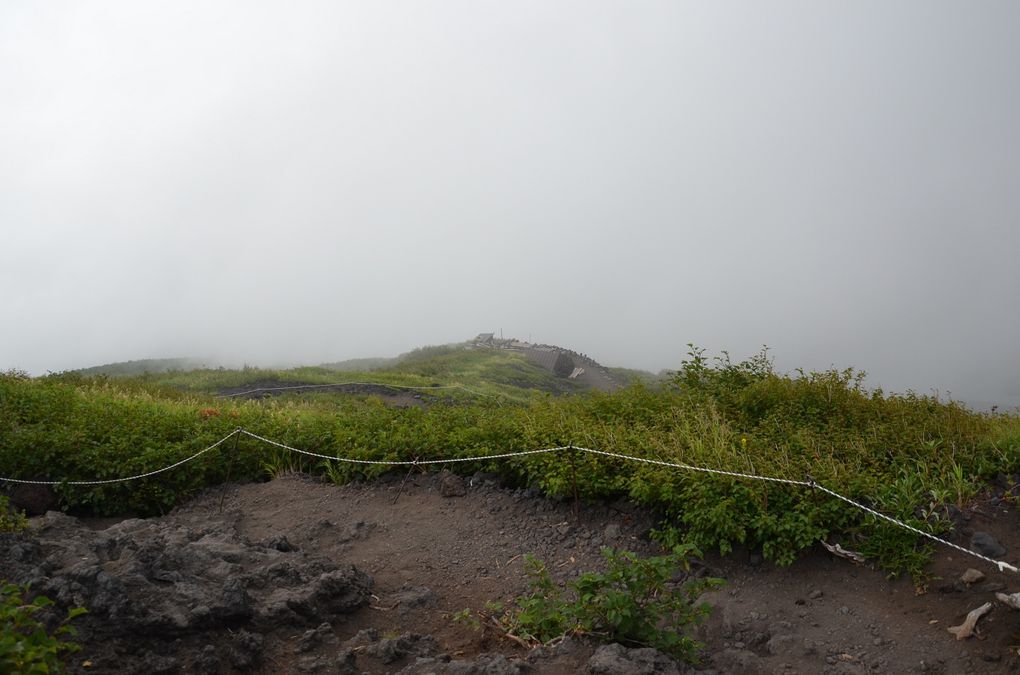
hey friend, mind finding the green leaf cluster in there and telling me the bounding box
[0,584,86,674]
[1,496,28,533]
[492,546,723,662]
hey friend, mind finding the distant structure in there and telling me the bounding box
[469,333,623,392]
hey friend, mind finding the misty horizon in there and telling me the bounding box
[2,2,1018,409]
[38,335,1020,412]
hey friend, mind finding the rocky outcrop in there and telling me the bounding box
[588,643,685,674]
[2,511,372,673]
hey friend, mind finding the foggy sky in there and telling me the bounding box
[2,2,1018,407]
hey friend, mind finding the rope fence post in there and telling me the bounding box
[568,443,580,526]
[219,428,243,513]
[392,456,420,504]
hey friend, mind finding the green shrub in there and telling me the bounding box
[1,496,28,533]
[490,546,722,662]
[0,583,86,674]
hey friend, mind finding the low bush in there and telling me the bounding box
[1,496,28,533]
[486,546,722,662]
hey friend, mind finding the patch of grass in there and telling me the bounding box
[983,414,1020,473]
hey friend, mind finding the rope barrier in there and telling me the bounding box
[575,446,814,488]
[808,482,1020,574]
[237,430,567,465]
[212,434,1020,575]
[0,429,241,486]
[1,426,1015,573]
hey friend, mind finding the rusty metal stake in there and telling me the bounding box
[392,457,420,504]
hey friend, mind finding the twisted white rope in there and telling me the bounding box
[575,446,814,487]
[239,430,566,465]
[0,430,241,486]
[2,427,1014,574]
[809,482,1019,573]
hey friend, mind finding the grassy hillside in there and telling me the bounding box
[123,345,585,400]
[319,356,397,371]
[3,347,1019,582]
[74,357,214,377]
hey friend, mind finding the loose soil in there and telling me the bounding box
[7,472,1020,674]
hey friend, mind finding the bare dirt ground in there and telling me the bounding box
[7,472,1020,674]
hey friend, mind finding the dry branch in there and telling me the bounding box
[821,541,866,564]
[947,602,993,640]
[996,592,1020,611]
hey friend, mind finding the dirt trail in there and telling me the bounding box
[7,472,1020,674]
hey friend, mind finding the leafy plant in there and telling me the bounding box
[490,546,722,662]
[1,496,28,533]
[0,583,86,674]
[450,607,482,631]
